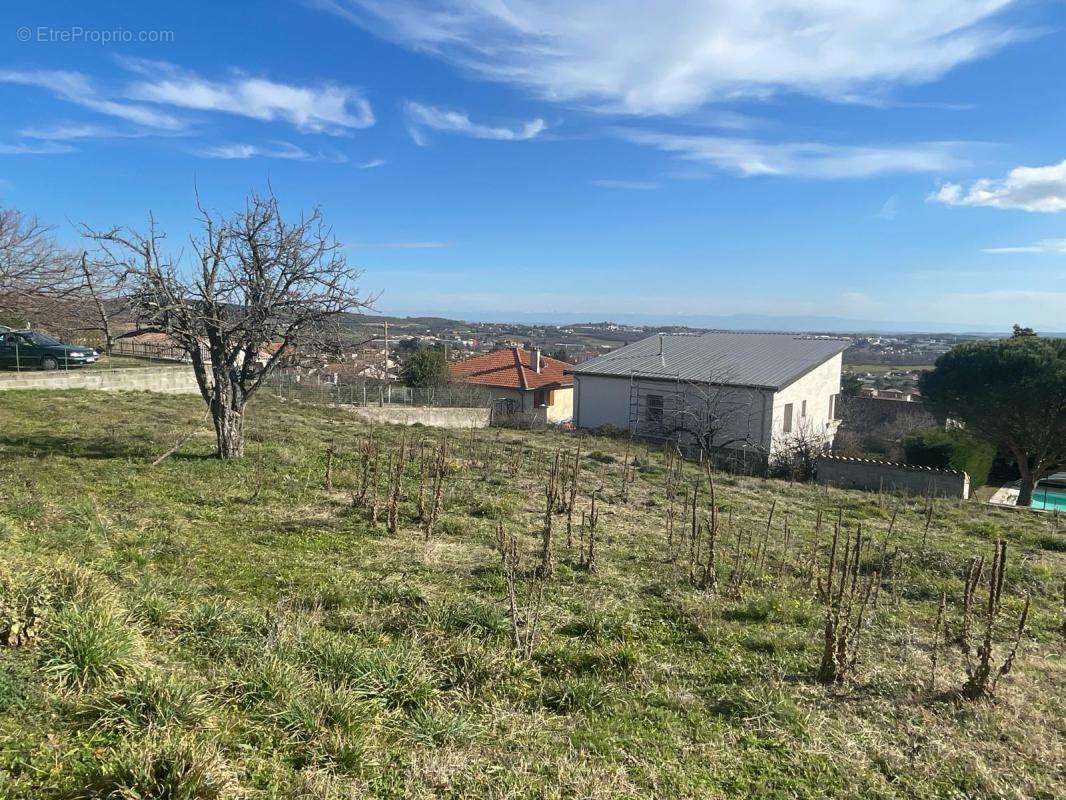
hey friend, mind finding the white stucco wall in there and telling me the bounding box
[572,374,631,430]
[547,386,574,423]
[574,374,771,449]
[769,353,842,454]
[485,384,574,423]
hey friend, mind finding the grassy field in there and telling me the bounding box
[0,391,1062,799]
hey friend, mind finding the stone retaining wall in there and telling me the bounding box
[815,455,969,499]
[0,366,200,395]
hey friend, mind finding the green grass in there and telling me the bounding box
[0,389,1063,799]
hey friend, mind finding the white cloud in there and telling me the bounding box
[591,179,658,190]
[192,141,347,162]
[931,160,1066,212]
[19,122,157,140]
[877,195,899,219]
[405,102,544,142]
[0,69,185,129]
[122,59,374,134]
[617,130,968,179]
[357,158,386,168]
[0,141,75,155]
[320,0,1024,115]
[983,238,1066,254]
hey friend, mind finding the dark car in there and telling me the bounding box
[0,331,99,370]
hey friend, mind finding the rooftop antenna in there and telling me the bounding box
[658,334,665,367]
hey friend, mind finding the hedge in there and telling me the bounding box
[903,427,995,488]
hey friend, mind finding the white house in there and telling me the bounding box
[568,331,849,471]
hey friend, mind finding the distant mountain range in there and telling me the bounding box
[372,309,1050,336]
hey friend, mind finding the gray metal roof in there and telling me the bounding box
[568,331,849,390]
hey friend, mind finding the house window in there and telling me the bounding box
[829,394,837,420]
[533,388,549,408]
[783,402,794,434]
[646,394,664,424]
[801,399,807,418]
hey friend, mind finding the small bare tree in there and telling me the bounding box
[83,191,372,458]
[0,207,81,326]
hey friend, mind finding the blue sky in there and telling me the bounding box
[2,1,1066,330]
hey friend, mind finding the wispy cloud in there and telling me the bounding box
[0,69,185,129]
[931,159,1066,212]
[320,1,1026,115]
[617,130,969,179]
[405,102,544,142]
[121,58,374,134]
[20,122,156,140]
[591,179,658,190]
[192,141,347,162]
[983,238,1066,254]
[357,158,386,168]
[0,141,76,155]
[877,195,899,220]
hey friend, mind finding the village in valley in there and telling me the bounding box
[1,3,1065,799]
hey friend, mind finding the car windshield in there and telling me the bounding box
[24,332,63,347]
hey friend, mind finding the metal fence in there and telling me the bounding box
[111,340,196,363]
[263,370,490,408]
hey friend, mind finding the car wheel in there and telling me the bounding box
[40,356,59,371]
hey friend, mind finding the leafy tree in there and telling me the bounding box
[1012,324,1036,338]
[840,372,863,396]
[903,427,996,488]
[920,337,1066,505]
[550,348,572,364]
[401,347,450,388]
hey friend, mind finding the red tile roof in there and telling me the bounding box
[449,347,574,391]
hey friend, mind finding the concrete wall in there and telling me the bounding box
[572,374,632,430]
[574,373,771,451]
[348,405,490,429]
[770,353,842,455]
[546,386,573,423]
[0,366,200,395]
[815,455,969,499]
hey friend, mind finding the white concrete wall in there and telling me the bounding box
[348,405,490,429]
[574,374,771,449]
[546,386,573,423]
[769,353,842,455]
[0,366,200,395]
[573,374,632,430]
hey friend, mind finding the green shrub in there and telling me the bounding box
[71,734,233,799]
[84,672,208,733]
[903,427,995,487]
[39,602,143,691]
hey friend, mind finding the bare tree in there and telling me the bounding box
[0,207,79,325]
[83,191,373,458]
[632,374,765,469]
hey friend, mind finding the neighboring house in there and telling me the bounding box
[449,347,574,423]
[568,331,849,470]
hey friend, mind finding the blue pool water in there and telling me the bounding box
[1032,486,1066,512]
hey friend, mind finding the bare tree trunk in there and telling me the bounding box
[210,376,245,459]
[213,403,244,459]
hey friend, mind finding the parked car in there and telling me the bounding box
[0,330,99,370]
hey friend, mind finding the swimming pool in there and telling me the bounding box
[1032,485,1066,512]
